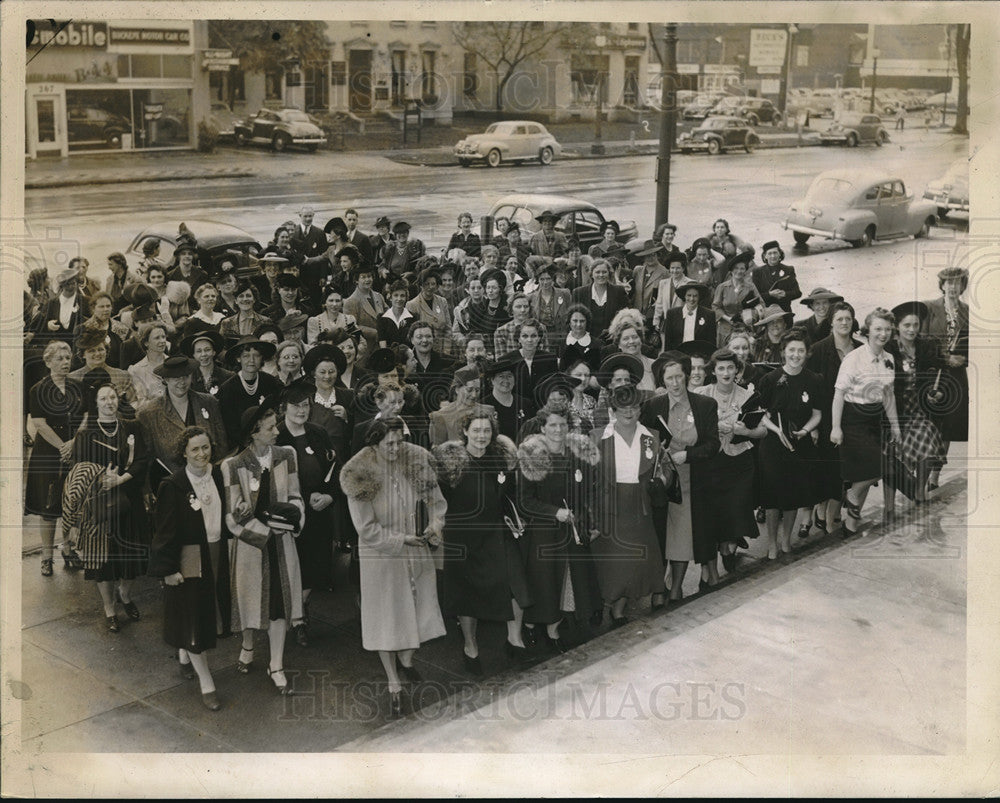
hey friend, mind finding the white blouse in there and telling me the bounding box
[186,467,222,543]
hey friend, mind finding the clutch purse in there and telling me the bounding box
[179,544,201,579]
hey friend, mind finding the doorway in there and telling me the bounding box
[348,49,372,112]
[31,94,66,156]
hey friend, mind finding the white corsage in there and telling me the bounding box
[574,469,583,483]
[801,391,810,403]
[777,269,784,277]
[698,318,705,326]
[188,493,202,512]
[201,408,210,419]
[209,385,219,395]
[686,412,694,423]
[249,476,260,493]
[305,446,315,455]
[557,297,564,305]
[497,471,506,484]
[259,395,265,404]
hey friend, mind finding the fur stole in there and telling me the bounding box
[432,435,518,488]
[517,432,600,482]
[340,441,439,502]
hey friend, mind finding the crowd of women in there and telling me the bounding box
[22,206,969,715]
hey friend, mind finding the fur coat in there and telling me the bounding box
[340,440,440,502]
[432,435,518,488]
[517,431,600,481]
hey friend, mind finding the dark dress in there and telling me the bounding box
[517,443,603,626]
[216,371,283,447]
[439,448,531,621]
[277,422,337,591]
[149,467,233,653]
[24,376,85,519]
[71,420,151,581]
[757,367,823,510]
[807,335,862,501]
[189,364,234,397]
[491,393,536,443]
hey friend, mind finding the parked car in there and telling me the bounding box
[487,194,638,252]
[682,94,725,120]
[820,113,889,147]
[782,169,938,248]
[923,158,969,218]
[678,116,760,155]
[454,120,562,168]
[233,108,327,152]
[67,105,132,148]
[126,220,263,279]
[711,97,782,126]
[209,101,242,137]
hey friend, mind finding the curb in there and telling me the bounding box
[25,169,256,190]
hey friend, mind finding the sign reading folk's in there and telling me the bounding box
[749,28,788,67]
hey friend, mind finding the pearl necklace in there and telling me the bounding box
[97,418,119,437]
[239,372,259,395]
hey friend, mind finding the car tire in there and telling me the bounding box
[486,149,502,168]
[937,207,949,219]
[105,129,123,148]
[306,144,318,153]
[539,146,554,165]
[235,131,247,146]
[744,136,757,154]
[272,133,290,152]
[914,217,934,239]
[458,159,471,167]
[746,114,759,127]
[876,131,887,146]
[846,132,858,148]
[851,225,875,248]
[793,231,811,245]
[707,139,721,155]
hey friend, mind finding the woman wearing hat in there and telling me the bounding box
[65,378,150,632]
[529,210,569,259]
[590,383,668,624]
[882,301,944,516]
[181,330,232,397]
[752,241,801,313]
[484,355,536,442]
[253,323,283,376]
[432,410,530,673]
[920,266,970,490]
[381,221,426,284]
[25,340,85,576]
[301,343,355,455]
[68,328,139,418]
[757,329,823,557]
[651,252,694,333]
[517,373,589,441]
[128,323,170,404]
[570,259,629,339]
[213,262,240,318]
[639,352,721,600]
[588,220,622,259]
[605,309,657,392]
[320,325,368,391]
[340,418,447,716]
[713,252,764,347]
[149,426,232,711]
[216,337,283,447]
[74,292,125,370]
[563,353,599,432]
[695,349,767,576]
[219,282,270,344]
[35,267,90,349]
[276,380,338,647]
[753,304,794,365]
[517,403,603,650]
[831,309,901,533]
[663,283,716,352]
[685,238,722,288]
[222,403,305,695]
[264,273,313,323]
[795,288,844,345]
[591,352,644,433]
[805,301,863,533]
[249,253,284,309]
[528,262,572,350]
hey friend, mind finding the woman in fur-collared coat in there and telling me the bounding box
[340,418,447,710]
[433,412,532,673]
[516,403,604,652]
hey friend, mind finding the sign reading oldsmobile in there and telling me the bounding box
[29,21,108,48]
[109,27,191,45]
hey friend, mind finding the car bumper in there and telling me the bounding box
[819,133,849,143]
[291,136,326,145]
[782,219,840,240]
[678,140,710,151]
[454,150,487,161]
[923,192,969,212]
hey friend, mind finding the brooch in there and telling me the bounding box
[305,446,314,455]
[802,391,810,403]
[557,297,564,304]
[249,476,260,493]
[188,493,202,512]
[884,358,893,369]
[574,469,583,483]
[259,395,265,404]
[497,471,506,484]
[698,318,705,326]
[209,386,218,395]
[201,408,210,419]
[777,270,784,277]
[127,434,135,447]
[686,412,694,423]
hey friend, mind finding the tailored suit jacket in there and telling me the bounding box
[663,305,718,350]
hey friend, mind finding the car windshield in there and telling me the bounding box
[485,123,511,134]
[282,110,311,123]
[806,177,857,202]
[697,118,727,130]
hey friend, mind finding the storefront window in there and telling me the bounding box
[66,88,133,151]
[132,88,191,147]
[131,54,162,78]
[163,55,191,79]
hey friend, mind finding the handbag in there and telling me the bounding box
[648,445,683,506]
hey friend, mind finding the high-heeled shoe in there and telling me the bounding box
[521,625,538,648]
[398,664,423,683]
[116,590,140,621]
[266,666,291,695]
[650,593,666,611]
[236,647,254,674]
[504,640,531,663]
[797,522,811,539]
[462,651,483,676]
[543,632,568,653]
[201,691,221,711]
[106,615,120,633]
[388,690,403,718]
[179,660,196,681]
[721,552,737,573]
[812,508,827,533]
[61,550,83,571]
[40,559,53,577]
[842,493,862,520]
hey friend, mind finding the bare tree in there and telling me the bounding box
[951,23,970,135]
[452,22,595,113]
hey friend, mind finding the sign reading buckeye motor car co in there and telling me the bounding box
[109,27,191,45]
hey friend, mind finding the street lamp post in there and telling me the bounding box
[654,23,678,227]
[868,48,880,113]
[591,35,607,155]
[942,27,951,126]
[780,24,798,119]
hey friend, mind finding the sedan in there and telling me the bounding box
[67,105,132,149]
[678,116,759,155]
[126,220,263,279]
[819,113,889,147]
[454,120,562,167]
[234,108,327,152]
[923,158,969,218]
[487,194,637,252]
[782,169,938,248]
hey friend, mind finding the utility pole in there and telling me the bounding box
[655,23,678,227]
